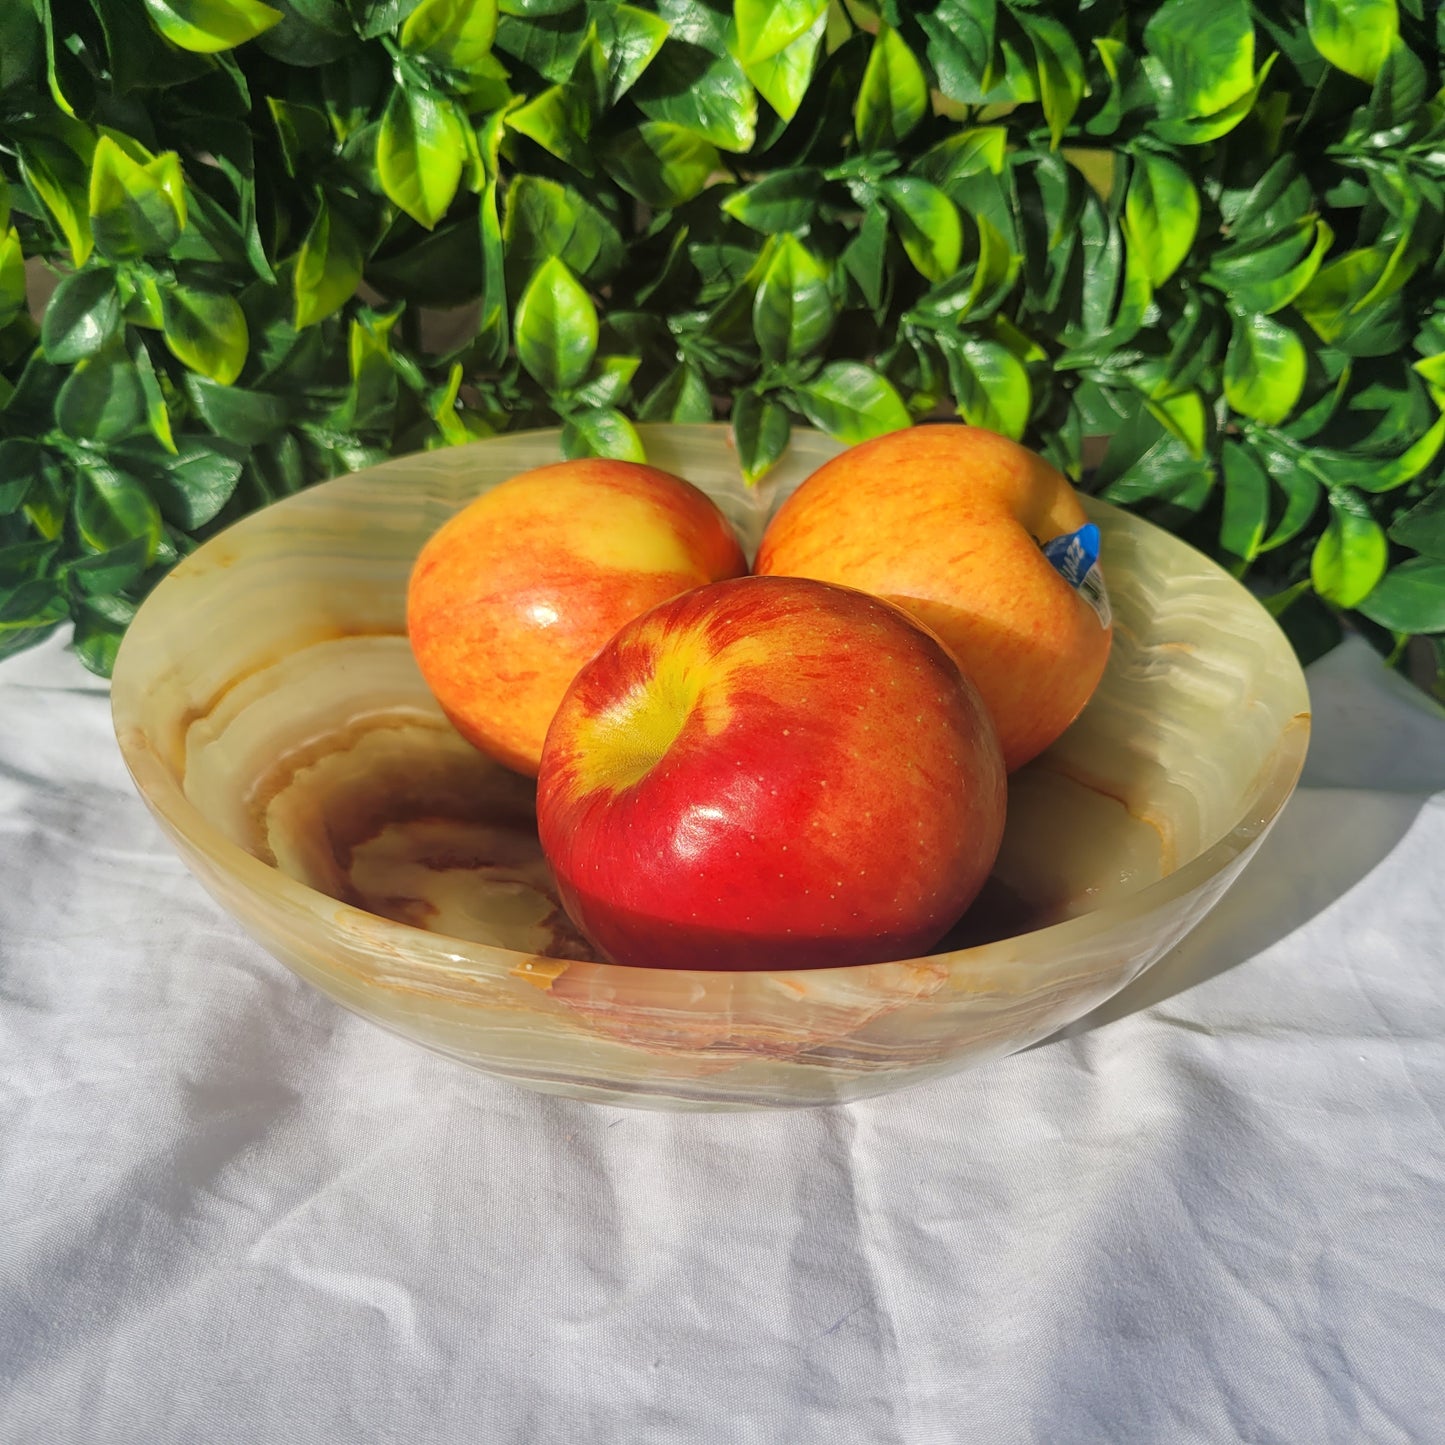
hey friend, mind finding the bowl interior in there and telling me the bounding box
[109,425,1310,1107]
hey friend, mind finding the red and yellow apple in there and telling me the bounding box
[536,575,1006,971]
[407,459,747,775]
[754,426,1112,771]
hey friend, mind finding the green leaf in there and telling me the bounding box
[0,440,42,515]
[753,234,833,366]
[918,0,996,104]
[842,204,889,312]
[366,217,483,308]
[503,175,623,285]
[71,603,129,678]
[1415,353,1445,393]
[1124,153,1199,288]
[142,0,283,53]
[0,581,69,644]
[734,0,826,66]
[88,139,187,262]
[1143,388,1207,457]
[608,123,720,209]
[593,5,670,102]
[0,541,63,591]
[1017,152,1088,315]
[1269,586,1344,666]
[40,267,122,366]
[1295,234,1424,347]
[0,4,42,93]
[1152,53,1277,146]
[943,337,1032,440]
[1018,12,1083,150]
[1350,36,1427,135]
[184,374,290,445]
[14,452,67,540]
[357,0,426,39]
[16,120,98,267]
[56,352,149,444]
[634,43,757,153]
[377,85,467,230]
[141,437,247,529]
[327,307,400,433]
[64,539,152,598]
[1224,312,1307,425]
[883,179,962,284]
[253,431,312,497]
[1219,440,1270,561]
[963,214,1021,326]
[1204,218,1334,315]
[571,20,612,111]
[1306,0,1398,83]
[129,333,178,454]
[401,0,498,70]
[1095,407,1216,524]
[514,256,597,391]
[568,355,640,410]
[476,178,508,369]
[740,8,824,122]
[506,84,595,173]
[855,24,928,150]
[294,197,364,330]
[252,0,352,65]
[162,284,249,386]
[915,127,1009,189]
[1142,0,1256,119]
[791,361,910,444]
[979,13,1040,107]
[425,359,469,446]
[1356,558,1445,633]
[1224,157,1314,242]
[268,97,334,180]
[1390,488,1445,560]
[0,227,23,330]
[732,390,792,484]
[1256,454,1323,554]
[1353,411,1445,494]
[639,364,715,423]
[73,463,163,561]
[722,169,823,234]
[1311,488,1389,608]
[561,407,646,462]
[496,11,586,80]
[1293,264,1371,351]
[1087,34,1151,137]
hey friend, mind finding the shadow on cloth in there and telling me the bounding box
[1034,639,1445,1043]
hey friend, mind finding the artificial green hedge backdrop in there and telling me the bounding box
[1,0,1444,688]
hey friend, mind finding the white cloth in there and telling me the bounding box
[2,632,1443,1445]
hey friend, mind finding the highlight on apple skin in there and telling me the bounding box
[535,575,1008,972]
[754,425,1113,771]
[407,459,748,776]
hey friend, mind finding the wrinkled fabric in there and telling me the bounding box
[2,633,1443,1445]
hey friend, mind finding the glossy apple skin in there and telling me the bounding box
[536,575,1007,971]
[407,460,747,776]
[754,425,1112,771]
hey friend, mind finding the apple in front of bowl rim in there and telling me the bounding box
[754,425,1113,771]
[407,458,748,776]
[535,575,1007,971]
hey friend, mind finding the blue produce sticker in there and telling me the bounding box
[1042,523,1112,628]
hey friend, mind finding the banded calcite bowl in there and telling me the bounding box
[111,425,1309,1110]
